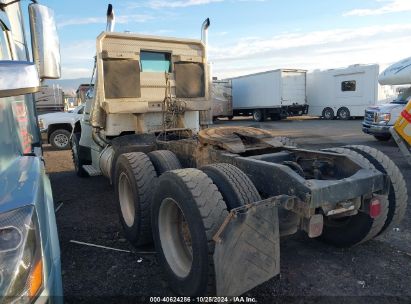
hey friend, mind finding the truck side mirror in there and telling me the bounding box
[28,4,61,79]
[0,61,40,98]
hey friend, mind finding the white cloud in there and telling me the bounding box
[60,40,96,79]
[61,67,93,79]
[124,0,264,9]
[344,0,411,17]
[58,14,153,28]
[210,23,411,79]
[149,0,223,8]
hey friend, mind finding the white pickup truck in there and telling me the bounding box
[38,104,84,149]
[362,88,409,141]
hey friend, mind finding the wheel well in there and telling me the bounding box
[47,123,72,141]
[73,121,81,134]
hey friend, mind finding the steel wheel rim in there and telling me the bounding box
[54,133,69,148]
[158,198,193,278]
[340,110,348,119]
[324,110,332,119]
[118,172,135,227]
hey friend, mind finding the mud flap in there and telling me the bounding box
[213,199,281,296]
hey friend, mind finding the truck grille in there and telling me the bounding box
[364,110,376,124]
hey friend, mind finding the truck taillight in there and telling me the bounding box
[369,198,381,218]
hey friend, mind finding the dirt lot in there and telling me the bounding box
[44,118,411,303]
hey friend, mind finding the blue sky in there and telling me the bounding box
[40,0,411,79]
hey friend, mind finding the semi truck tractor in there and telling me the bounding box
[71,5,407,296]
[0,0,62,301]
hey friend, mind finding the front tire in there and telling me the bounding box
[152,169,228,296]
[114,152,157,246]
[50,129,71,150]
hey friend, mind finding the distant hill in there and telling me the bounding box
[45,78,91,96]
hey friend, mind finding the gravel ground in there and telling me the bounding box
[44,118,411,303]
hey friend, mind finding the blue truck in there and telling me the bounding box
[0,1,62,302]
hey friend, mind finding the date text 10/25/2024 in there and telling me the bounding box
[149,297,257,303]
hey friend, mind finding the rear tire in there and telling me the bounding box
[319,147,389,247]
[201,163,261,210]
[343,145,408,235]
[71,132,88,177]
[253,109,265,122]
[114,152,157,246]
[337,107,350,120]
[322,107,334,120]
[151,169,228,296]
[148,150,182,176]
[50,129,71,150]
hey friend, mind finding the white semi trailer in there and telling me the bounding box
[307,64,395,120]
[230,69,308,122]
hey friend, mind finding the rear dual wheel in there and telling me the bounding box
[114,152,157,246]
[320,145,407,247]
[320,148,388,247]
[152,169,228,296]
[344,145,407,235]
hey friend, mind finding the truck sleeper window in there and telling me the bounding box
[341,80,356,92]
[140,51,171,73]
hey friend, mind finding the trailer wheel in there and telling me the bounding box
[322,107,334,120]
[114,152,157,246]
[152,169,228,296]
[319,147,389,247]
[148,150,182,176]
[201,163,261,210]
[273,136,298,147]
[71,132,89,177]
[253,109,265,122]
[343,145,408,235]
[337,107,351,120]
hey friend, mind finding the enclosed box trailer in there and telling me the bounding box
[307,64,395,120]
[35,85,64,114]
[212,79,233,119]
[230,69,308,121]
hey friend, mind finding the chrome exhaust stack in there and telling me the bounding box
[106,4,115,32]
[201,18,210,59]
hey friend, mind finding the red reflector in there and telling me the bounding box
[369,198,381,219]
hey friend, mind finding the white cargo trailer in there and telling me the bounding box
[212,80,233,119]
[230,69,308,121]
[307,64,395,120]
